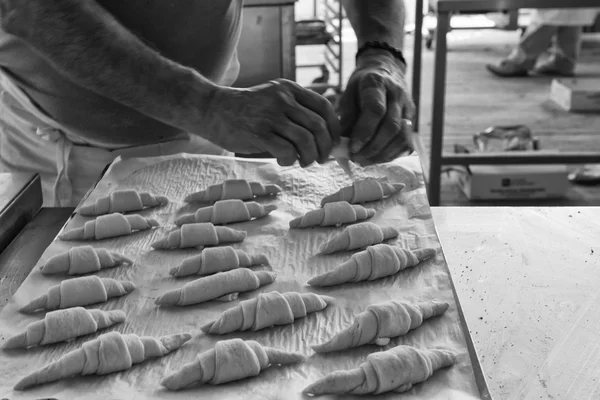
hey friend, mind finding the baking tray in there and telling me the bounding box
[0,152,491,399]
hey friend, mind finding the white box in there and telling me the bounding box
[550,78,600,112]
[458,164,569,200]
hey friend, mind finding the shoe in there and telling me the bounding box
[485,59,533,77]
[534,55,575,77]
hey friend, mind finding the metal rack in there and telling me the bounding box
[296,0,345,94]
[412,0,600,206]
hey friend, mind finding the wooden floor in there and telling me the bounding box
[296,28,600,206]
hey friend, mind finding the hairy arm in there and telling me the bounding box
[337,0,412,164]
[341,0,407,50]
[0,0,218,137]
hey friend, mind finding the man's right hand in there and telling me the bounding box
[206,79,341,167]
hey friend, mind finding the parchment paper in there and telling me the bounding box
[0,153,482,400]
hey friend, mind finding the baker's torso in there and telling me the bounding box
[0,0,243,147]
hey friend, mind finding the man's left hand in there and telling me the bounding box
[337,49,415,166]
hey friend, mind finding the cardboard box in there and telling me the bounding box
[457,164,569,200]
[550,78,600,112]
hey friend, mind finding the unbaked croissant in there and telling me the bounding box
[307,244,436,287]
[185,179,282,203]
[319,222,400,254]
[155,268,276,306]
[151,222,246,250]
[14,331,191,390]
[304,345,457,396]
[161,338,304,390]
[312,301,449,353]
[169,246,269,277]
[78,189,168,216]
[202,291,333,335]
[3,307,125,349]
[175,199,277,226]
[321,178,405,206]
[289,201,375,229]
[20,276,136,313]
[39,245,133,275]
[58,213,159,241]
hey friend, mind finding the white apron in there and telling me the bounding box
[0,53,239,207]
[532,8,600,26]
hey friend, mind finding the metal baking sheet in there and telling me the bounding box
[0,153,490,399]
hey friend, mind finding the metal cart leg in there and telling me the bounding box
[428,11,450,206]
[337,0,343,93]
[412,0,424,132]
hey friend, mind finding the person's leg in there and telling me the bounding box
[486,20,557,77]
[536,26,581,76]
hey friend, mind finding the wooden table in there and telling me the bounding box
[432,206,600,399]
[2,206,599,399]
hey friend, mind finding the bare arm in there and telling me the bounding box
[0,0,217,138]
[341,0,407,49]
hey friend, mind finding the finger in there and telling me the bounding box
[402,99,416,128]
[276,122,319,167]
[293,85,341,146]
[400,101,417,154]
[285,105,333,164]
[257,132,299,166]
[277,157,297,167]
[349,85,387,153]
[357,100,404,161]
[378,132,413,163]
[351,153,373,167]
[402,118,417,155]
[338,86,359,138]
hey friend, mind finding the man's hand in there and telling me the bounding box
[338,49,415,166]
[206,79,341,167]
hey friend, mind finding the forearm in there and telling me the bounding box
[0,0,218,135]
[341,0,406,49]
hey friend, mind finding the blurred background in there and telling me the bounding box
[236,0,600,206]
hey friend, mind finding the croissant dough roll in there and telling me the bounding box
[161,338,304,390]
[170,246,269,277]
[3,307,125,349]
[304,345,458,396]
[78,189,168,216]
[321,178,405,206]
[39,246,133,275]
[307,244,436,287]
[14,331,192,390]
[151,223,246,249]
[319,222,400,254]
[312,301,449,353]
[202,291,334,334]
[59,213,159,241]
[155,268,276,306]
[185,179,282,203]
[289,201,375,229]
[20,276,136,313]
[176,199,277,226]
